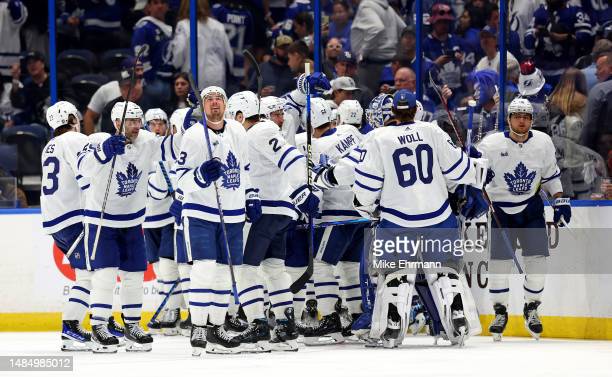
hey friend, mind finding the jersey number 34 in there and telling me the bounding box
[392,144,433,187]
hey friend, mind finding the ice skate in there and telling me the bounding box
[108,316,126,347]
[224,312,249,333]
[489,304,508,342]
[302,312,344,346]
[381,303,401,348]
[61,320,92,351]
[269,308,299,352]
[524,301,543,340]
[205,325,241,354]
[180,310,192,337]
[123,316,153,352]
[160,308,180,336]
[190,325,207,356]
[90,324,119,353]
[232,319,271,353]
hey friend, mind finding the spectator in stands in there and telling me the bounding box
[83,57,144,135]
[395,26,435,91]
[79,0,133,53]
[294,11,314,53]
[250,35,294,97]
[485,3,522,62]
[334,50,373,109]
[0,0,27,79]
[464,0,488,29]
[582,39,612,91]
[0,79,20,131]
[379,53,411,92]
[351,0,406,94]
[456,9,480,61]
[524,0,594,88]
[9,51,49,126]
[287,40,310,79]
[323,37,343,79]
[475,25,518,73]
[163,71,190,115]
[328,0,352,52]
[169,0,232,90]
[394,67,416,92]
[284,0,312,24]
[328,76,360,108]
[132,0,175,107]
[504,58,520,103]
[581,52,612,160]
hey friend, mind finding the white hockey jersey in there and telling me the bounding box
[296,124,364,222]
[144,133,180,228]
[176,120,251,224]
[354,121,477,228]
[246,119,307,219]
[40,131,90,234]
[476,130,562,214]
[77,130,167,228]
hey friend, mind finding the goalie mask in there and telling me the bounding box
[366,94,393,128]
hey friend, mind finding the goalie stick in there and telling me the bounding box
[91,46,145,261]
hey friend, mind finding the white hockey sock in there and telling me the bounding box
[313,260,339,316]
[488,259,513,307]
[336,261,362,315]
[523,255,547,303]
[237,264,265,322]
[90,267,118,325]
[262,258,293,319]
[178,263,191,309]
[119,270,144,323]
[209,264,232,326]
[286,266,307,315]
[151,262,164,311]
[189,260,215,326]
[159,257,180,311]
[63,269,92,322]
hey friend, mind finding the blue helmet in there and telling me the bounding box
[366,94,394,128]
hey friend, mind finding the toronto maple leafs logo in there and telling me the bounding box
[116,162,142,197]
[221,151,240,190]
[504,162,536,195]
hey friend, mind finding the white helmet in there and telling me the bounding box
[144,108,168,129]
[330,109,339,126]
[507,97,533,136]
[170,108,196,135]
[260,96,285,117]
[201,86,227,103]
[337,99,363,125]
[227,91,260,120]
[46,101,79,130]
[110,101,143,122]
[302,97,332,129]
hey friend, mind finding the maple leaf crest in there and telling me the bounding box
[116,162,142,197]
[221,151,241,190]
[503,161,536,195]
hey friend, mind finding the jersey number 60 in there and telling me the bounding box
[392,145,433,187]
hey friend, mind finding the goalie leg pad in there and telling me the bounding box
[369,272,415,347]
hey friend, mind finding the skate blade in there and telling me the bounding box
[125,341,153,352]
[303,333,344,346]
[382,338,399,349]
[492,333,503,342]
[269,339,299,352]
[91,344,118,353]
[364,338,382,348]
[192,346,205,356]
[180,328,191,337]
[239,341,271,353]
[205,344,241,354]
[524,321,542,340]
[163,327,180,336]
[61,339,92,352]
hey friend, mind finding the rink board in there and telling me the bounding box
[1,203,611,339]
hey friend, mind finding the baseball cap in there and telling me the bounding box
[337,50,357,65]
[393,89,416,109]
[120,57,144,81]
[275,35,293,48]
[480,25,497,38]
[430,3,454,24]
[24,51,45,63]
[331,76,360,91]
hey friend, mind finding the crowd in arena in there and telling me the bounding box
[0,0,610,207]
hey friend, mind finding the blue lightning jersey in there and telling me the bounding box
[131,16,175,81]
[212,3,254,78]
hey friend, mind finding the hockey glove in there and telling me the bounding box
[245,189,262,223]
[552,197,571,226]
[485,168,495,186]
[291,186,320,218]
[298,72,331,96]
[100,135,126,160]
[196,158,223,186]
[460,185,489,220]
[169,199,183,224]
[314,166,339,190]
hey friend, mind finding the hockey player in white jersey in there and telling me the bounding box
[294,97,365,344]
[261,96,285,127]
[226,91,319,352]
[142,108,182,335]
[175,86,253,355]
[77,101,169,353]
[353,90,488,348]
[471,98,571,340]
[41,101,92,351]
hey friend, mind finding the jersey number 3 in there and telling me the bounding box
[392,145,433,187]
[43,156,60,195]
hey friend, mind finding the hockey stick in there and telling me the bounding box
[430,74,523,274]
[158,125,175,196]
[91,46,145,261]
[187,74,240,305]
[65,231,85,259]
[289,63,315,294]
[148,279,179,327]
[243,49,262,117]
[295,218,370,230]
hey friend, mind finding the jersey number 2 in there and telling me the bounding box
[392,145,433,187]
[43,156,60,195]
